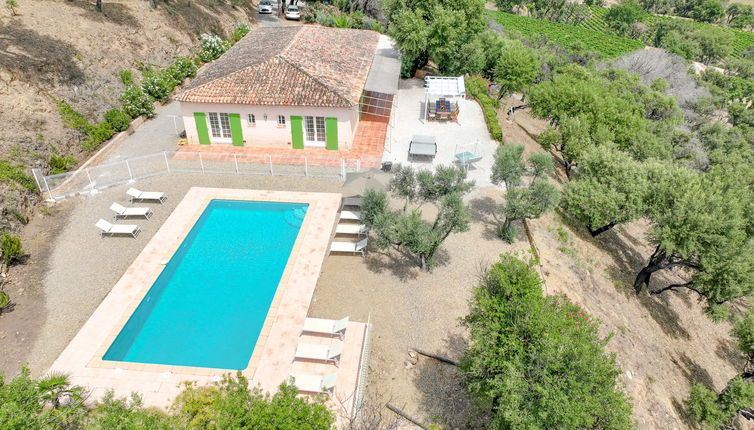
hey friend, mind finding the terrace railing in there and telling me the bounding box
[32,151,382,201]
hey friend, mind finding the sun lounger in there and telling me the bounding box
[329,238,368,256]
[96,219,140,239]
[110,202,153,220]
[294,343,343,366]
[302,317,349,339]
[339,210,361,221]
[342,196,363,208]
[288,372,337,395]
[127,188,167,204]
[335,223,368,235]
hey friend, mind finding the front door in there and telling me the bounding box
[208,112,232,143]
[303,116,326,147]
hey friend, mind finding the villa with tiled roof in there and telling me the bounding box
[177,25,399,151]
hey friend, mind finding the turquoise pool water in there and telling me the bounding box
[103,199,308,370]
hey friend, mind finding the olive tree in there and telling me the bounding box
[361,164,473,271]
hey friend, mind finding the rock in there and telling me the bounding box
[403,360,414,369]
[407,349,418,359]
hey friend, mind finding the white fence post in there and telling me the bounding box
[164,152,171,173]
[41,175,52,199]
[340,159,345,179]
[269,155,274,175]
[199,153,205,174]
[86,169,95,191]
[304,157,308,177]
[234,154,239,174]
[125,160,133,180]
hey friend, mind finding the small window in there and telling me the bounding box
[248,114,256,126]
[277,115,286,127]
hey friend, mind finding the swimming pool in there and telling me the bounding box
[103,199,308,370]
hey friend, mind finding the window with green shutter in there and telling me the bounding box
[194,112,210,145]
[325,117,338,150]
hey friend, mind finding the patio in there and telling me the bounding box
[382,79,500,187]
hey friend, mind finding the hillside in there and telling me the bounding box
[0,0,254,231]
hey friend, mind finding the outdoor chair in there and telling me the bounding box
[294,343,343,366]
[288,373,338,395]
[341,196,363,208]
[127,188,167,204]
[110,202,153,220]
[335,223,368,236]
[302,317,350,339]
[339,210,361,221]
[330,238,368,256]
[96,219,140,239]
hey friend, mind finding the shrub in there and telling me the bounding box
[141,72,173,102]
[166,56,197,83]
[104,108,130,132]
[333,14,351,28]
[0,232,23,266]
[0,160,36,191]
[119,69,133,86]
[230,22,250,42]
[197,33,231,63]
[465,75,503,142]
[48,153,77,175]
[82,121,115,150]
[120,86,155,118]
[316,10,338,27]
[53,98,92,134]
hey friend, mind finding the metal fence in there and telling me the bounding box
[32,151,382,201]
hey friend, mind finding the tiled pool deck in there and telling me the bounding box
[49,188,366,416]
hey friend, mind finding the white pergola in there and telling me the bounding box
[423,76,466,121]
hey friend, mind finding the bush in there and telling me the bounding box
[53,98,92,134]
[230,22,250,42]
[0,160,36,191]
[120,69,133,86]
[166,56,197,83]
[104,108,130,132]
[82,121,115,150]
[197,33,231,63]
[465,75,503,142]
[48,153,77,175]
[0,232,23,266]
[120,86,155,118]
[141,72,174,102]
[316,10,338,27]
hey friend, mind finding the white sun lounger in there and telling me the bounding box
[335,223,368,235]
[288,372,337,395]
[127,188,167,204]
[339,210,361,221]
[302,317,349,339]
[294,343,343,366]
[96,219,140,239]
[330,238,368,256]
[342,197,363,208]
[110,202,153,220]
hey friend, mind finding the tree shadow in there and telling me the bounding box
[468,196,502,241]
[671,397,696,428]
[413,333,487,429]
[65,0,141,28]
[716,337,746,370]
[159,0,254,38]
[365,249,419,282]
[0,22,85,86]
[673,352,715,389]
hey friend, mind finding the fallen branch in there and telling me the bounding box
[386,404,431,430]
[412,348,459,366]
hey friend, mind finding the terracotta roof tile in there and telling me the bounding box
[176,26,380,108]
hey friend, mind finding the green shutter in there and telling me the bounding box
[325,117,338,150]
[228,113,244,146]
[194,112,210,145]
[291,115,304,149]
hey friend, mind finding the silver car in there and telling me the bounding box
[285,5,301,20]
[258,0,273,14]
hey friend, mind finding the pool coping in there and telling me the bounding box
[48,187,345,406]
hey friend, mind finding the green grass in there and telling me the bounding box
[492,11,645,58]
[0,161,36,192]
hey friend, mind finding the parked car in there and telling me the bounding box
[285,5,300,20]
[258,0,273,13]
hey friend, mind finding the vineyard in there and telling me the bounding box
[492,11,645,58]
[581,6,754,56]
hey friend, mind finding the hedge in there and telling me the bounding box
[466,75,504,142]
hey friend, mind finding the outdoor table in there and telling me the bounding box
[409,135,437,159]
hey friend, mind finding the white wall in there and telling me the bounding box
[180,102,359,150]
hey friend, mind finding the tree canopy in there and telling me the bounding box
[461,254,633,429]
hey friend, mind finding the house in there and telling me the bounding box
[176,26,399,151]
